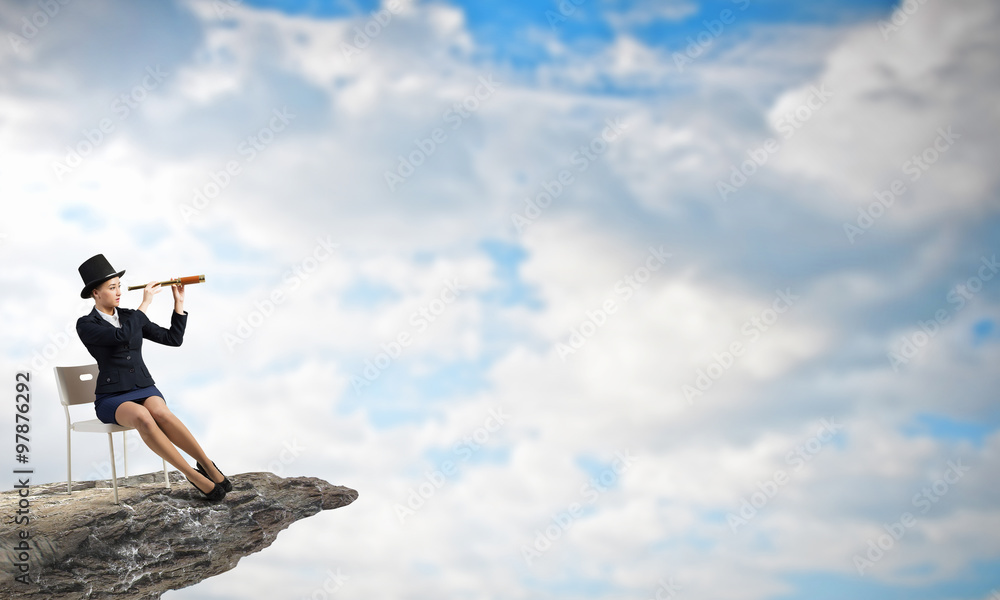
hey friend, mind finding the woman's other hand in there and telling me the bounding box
[172,277,185,313]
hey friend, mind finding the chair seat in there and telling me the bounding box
[72,419,130,434]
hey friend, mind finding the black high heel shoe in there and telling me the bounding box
[187,476,226,501]
[195,461,233,493]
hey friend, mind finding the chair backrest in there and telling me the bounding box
[54,364,99,407]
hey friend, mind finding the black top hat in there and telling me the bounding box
[78,254,125,299]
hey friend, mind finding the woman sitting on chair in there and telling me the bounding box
[75,254,230,501]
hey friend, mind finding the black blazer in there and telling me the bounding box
[76,307,187,395]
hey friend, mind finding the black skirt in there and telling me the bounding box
[94,385,164,425]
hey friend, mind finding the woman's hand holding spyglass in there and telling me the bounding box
[138,281,161,314]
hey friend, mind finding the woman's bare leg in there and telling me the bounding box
[114,401,216,493]
[141,396,226,484]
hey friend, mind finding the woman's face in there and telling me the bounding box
[93,277,121,309]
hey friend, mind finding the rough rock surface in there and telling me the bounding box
[0,471,357,599]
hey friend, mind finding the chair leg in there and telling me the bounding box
[108,433,120,505]
[67,428,72,494]
[123,430,129,479]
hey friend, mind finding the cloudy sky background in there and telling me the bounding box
[2,0,999,598]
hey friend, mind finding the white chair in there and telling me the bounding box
[55,364,171,504]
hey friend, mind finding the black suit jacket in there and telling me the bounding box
[76,307,187,394]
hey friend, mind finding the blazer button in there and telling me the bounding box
[126,355,131,360]
[106,377,111,382]
[130,368,135,373]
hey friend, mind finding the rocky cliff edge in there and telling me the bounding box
[0,471,357,599]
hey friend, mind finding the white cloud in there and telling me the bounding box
[604,0,697,29]
[768,0,1000,227]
